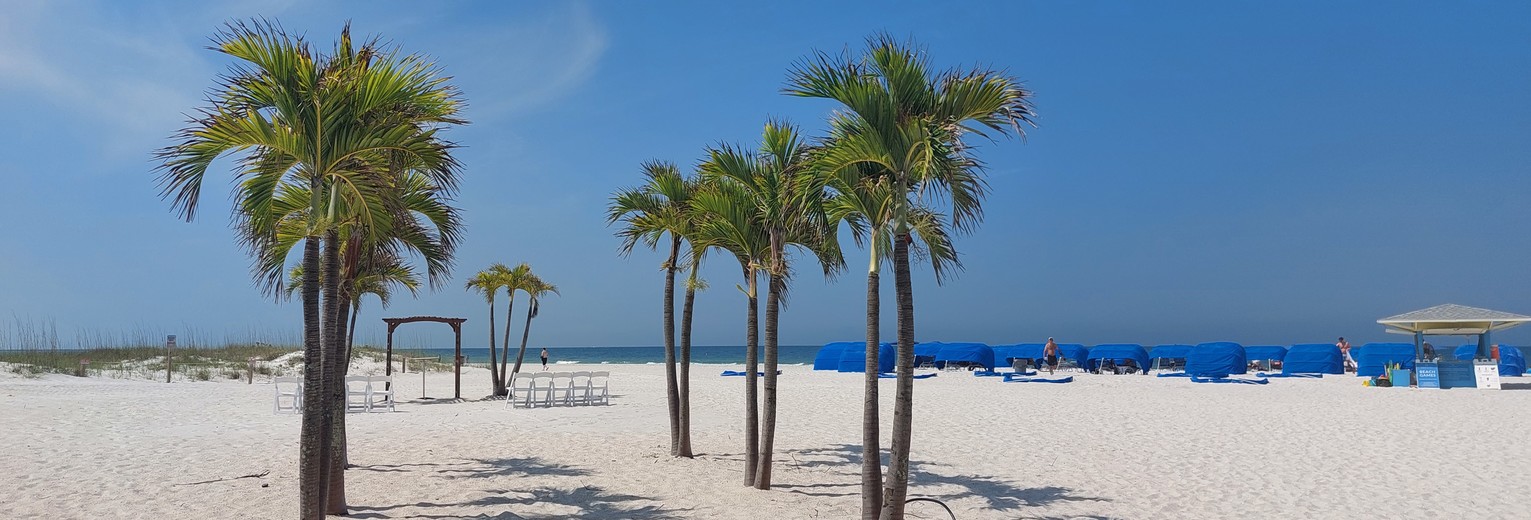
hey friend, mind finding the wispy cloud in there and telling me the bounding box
[438,2,609,120]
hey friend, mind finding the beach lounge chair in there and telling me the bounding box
[368,375,394,412]
[589,371,610,405]
[273,376,302,414]
[345,375,370,413]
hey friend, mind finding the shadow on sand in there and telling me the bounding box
[781,444,1110,515]
[348,456,686,519]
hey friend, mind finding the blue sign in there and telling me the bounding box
[1416,362,1440,389]
[1438,360,1477,389]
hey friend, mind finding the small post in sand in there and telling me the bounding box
[165,335,176,383]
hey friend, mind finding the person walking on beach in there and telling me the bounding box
[1337,337,1354,372]
[540,347,550,370]
[1043,337,1060,375]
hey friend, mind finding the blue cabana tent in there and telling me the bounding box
[1355,342,1415,377]
[839,342,896,373]
[929,342,995,371]
[814,342,854,371]
[1454,344,1527,377]
[1503,346,1527,376]
[990,345,1019,368]
[1010,344,1047,366]
[1057,344,1090,368]
[914,343,942,367]
[1186,342,1247,378]
[1085,344,1150,373]
[1282,344,1344,375]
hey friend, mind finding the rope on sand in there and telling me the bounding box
[905,497,956,519]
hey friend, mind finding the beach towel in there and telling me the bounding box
[1256,372,1321,379]
[720,370,782,377]
[1190,376,1269,385]
[1156,372,1193,378]
[879,372,938,379]
[975,370,1035,377]
[1002,375,1073,383]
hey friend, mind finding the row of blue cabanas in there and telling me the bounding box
[813,341,1527,378]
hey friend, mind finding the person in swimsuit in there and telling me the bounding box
[1043,337,1060,375]
[1337,337,1353,372]
[540,347,550,370]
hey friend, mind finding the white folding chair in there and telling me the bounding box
[549,372,575,406]
[568,371,591,405]
[273,376,302,414]
[529,372,555,408]
[345,375,371,413]
[509,372,537,408]
[588,371,610,405]
[368,375,394,412]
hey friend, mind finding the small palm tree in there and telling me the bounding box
[512,275,560,374]
[786,34,1034,519]
[606,161,697,457]
[700,120,843,489]
[493,263,534,393]
[466,265,510,395]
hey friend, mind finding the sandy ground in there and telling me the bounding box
[3,361,1530,520]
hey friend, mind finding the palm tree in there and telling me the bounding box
[689,178,769,482]
[155,21,464,519]
[466,266,509,395]
[676,247,707,457]
[606,161,696,457]
[494,263,534,394]
[786,34,1034,519]
[824,166,955,519]
[511,275,560,374]
[700,120,843,490]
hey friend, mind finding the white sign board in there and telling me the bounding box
[1474,361,1501,390]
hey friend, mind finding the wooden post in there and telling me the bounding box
[453,322,462,400]
[385,322,397,391]
[165,335,176,383]
[247,357,256,384]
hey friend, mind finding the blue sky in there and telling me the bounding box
[2,1,1529,349]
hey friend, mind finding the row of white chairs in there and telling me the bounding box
[273,375,394,414]
[508,371,609,408]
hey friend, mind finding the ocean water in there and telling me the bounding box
[390,345,821,366]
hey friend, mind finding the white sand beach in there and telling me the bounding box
[4,363,1530,519]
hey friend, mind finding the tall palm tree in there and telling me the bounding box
[700,120,843,490]
[264,168,459,515]
[155,21,464,519]
[466,266,509,395]
[786,34,1034,519]
[824,165,955,518]
[689,179,769,482]
[606,161,696,457]
[511,275,560,374]
[676,246,707,457]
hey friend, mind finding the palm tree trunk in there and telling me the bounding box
[881,233,915,520]
[487,299,501,396]
[500,297,515,387]
[755,269,783,490]
[298,235,324,520]
[318,230,342,514]
[326,295,350,515]
[677,262,698,458]
[661,235,681,456]
[742,266,760,486]
[344,301,359,376]
[513,300,535,374]
[861,259,882,519]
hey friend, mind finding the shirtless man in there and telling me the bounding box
[1337,337,1353,372]
[1043,337,1060,375]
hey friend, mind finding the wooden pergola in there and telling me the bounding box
[383,316,467,400]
